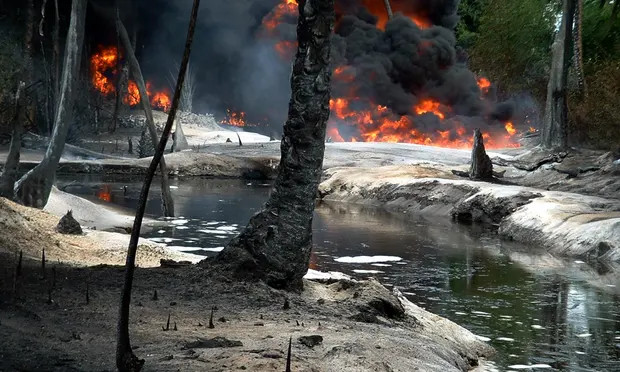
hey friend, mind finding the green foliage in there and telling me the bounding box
[455,0,487,49]
[581,0,620,69]
[468,0,555,100]
[570,60,620,149]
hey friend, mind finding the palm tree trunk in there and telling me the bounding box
[211,0,335,291]
[116,2,200,370]
[116,14,175,217]
[541,0,576,150]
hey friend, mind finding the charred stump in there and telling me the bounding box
[209,0,335,290]
[56,210,83,235]
[469,129,493,180]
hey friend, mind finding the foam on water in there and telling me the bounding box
[334,255,403,264]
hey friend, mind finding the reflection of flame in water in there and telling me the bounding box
[97,185,112,202]
[90,46,172,112]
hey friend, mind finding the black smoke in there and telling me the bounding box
[90,0,519,142]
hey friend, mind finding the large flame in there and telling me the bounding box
[90,46,172,112]
[220,109,249,127]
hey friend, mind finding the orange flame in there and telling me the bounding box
[505,122,516,136]
[477,77,491,94]
[220,109,250,127]
[96,185,112,202]
[328,96,521,149]
[274,40,297,60]
[90,46,118,95]
[414,99,446,120]
[263,0,298,32]
[91,46,172,112]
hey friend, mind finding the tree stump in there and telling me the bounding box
[469,128,493,180]
[56,210,82,235]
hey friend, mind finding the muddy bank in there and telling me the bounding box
[318,166,620,262]
[0,201,494,371]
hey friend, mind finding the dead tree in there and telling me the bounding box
[116,14,175,217]
[469,129,493,180]
[14,0,84,208]
[211,0,335,290]
[173,119,189,152]
[383,0,393,19]
[116,1,200,370]
[541,0,576,150]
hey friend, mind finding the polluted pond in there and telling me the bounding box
[58,175,620,371]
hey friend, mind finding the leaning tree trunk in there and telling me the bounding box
[210,0,335,291]
[541,0,576,150]
[383,0,393,19]
[116,15,175,217]
[469,128,493,180]
[116,2,200,370]
[14,0,82,208]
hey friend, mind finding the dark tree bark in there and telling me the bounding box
[116,1,200,370]
[116,14,175,217]
[469,128,493,180]
[573,0,586,97]
[211,0,335,291]
[541,0,576,150]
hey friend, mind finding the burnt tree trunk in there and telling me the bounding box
[116,15,175,217]
[116,2,200,370]
[14,0,79,208]
[53,0,60,107]
[210,0,335,290]
[573,0,586,97]
[469,128,493,180]
[383,0,393,19]
[541,0,576,150]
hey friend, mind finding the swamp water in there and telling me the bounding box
[58,175,620,371]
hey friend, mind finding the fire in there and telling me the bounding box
[96,185,112,202]
[327,96,521,149]
[274,40,297,60]
[477,77,491,93]
[90,46,118,95]
[124,81,140,106]
[220,109,248,127]
[90,45,172,112]
[361,0,430,30]
[262,0,298,33]
[414,99,446,120]
[505,122,516,136]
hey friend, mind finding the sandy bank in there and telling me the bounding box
[0,197,200,267]
[319,165,620,262]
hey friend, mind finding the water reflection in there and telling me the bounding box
[57,175,620,370]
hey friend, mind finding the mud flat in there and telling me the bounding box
[0,198,493,371]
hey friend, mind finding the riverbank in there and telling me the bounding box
[0,198,494,371]
[318,165,620,262]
